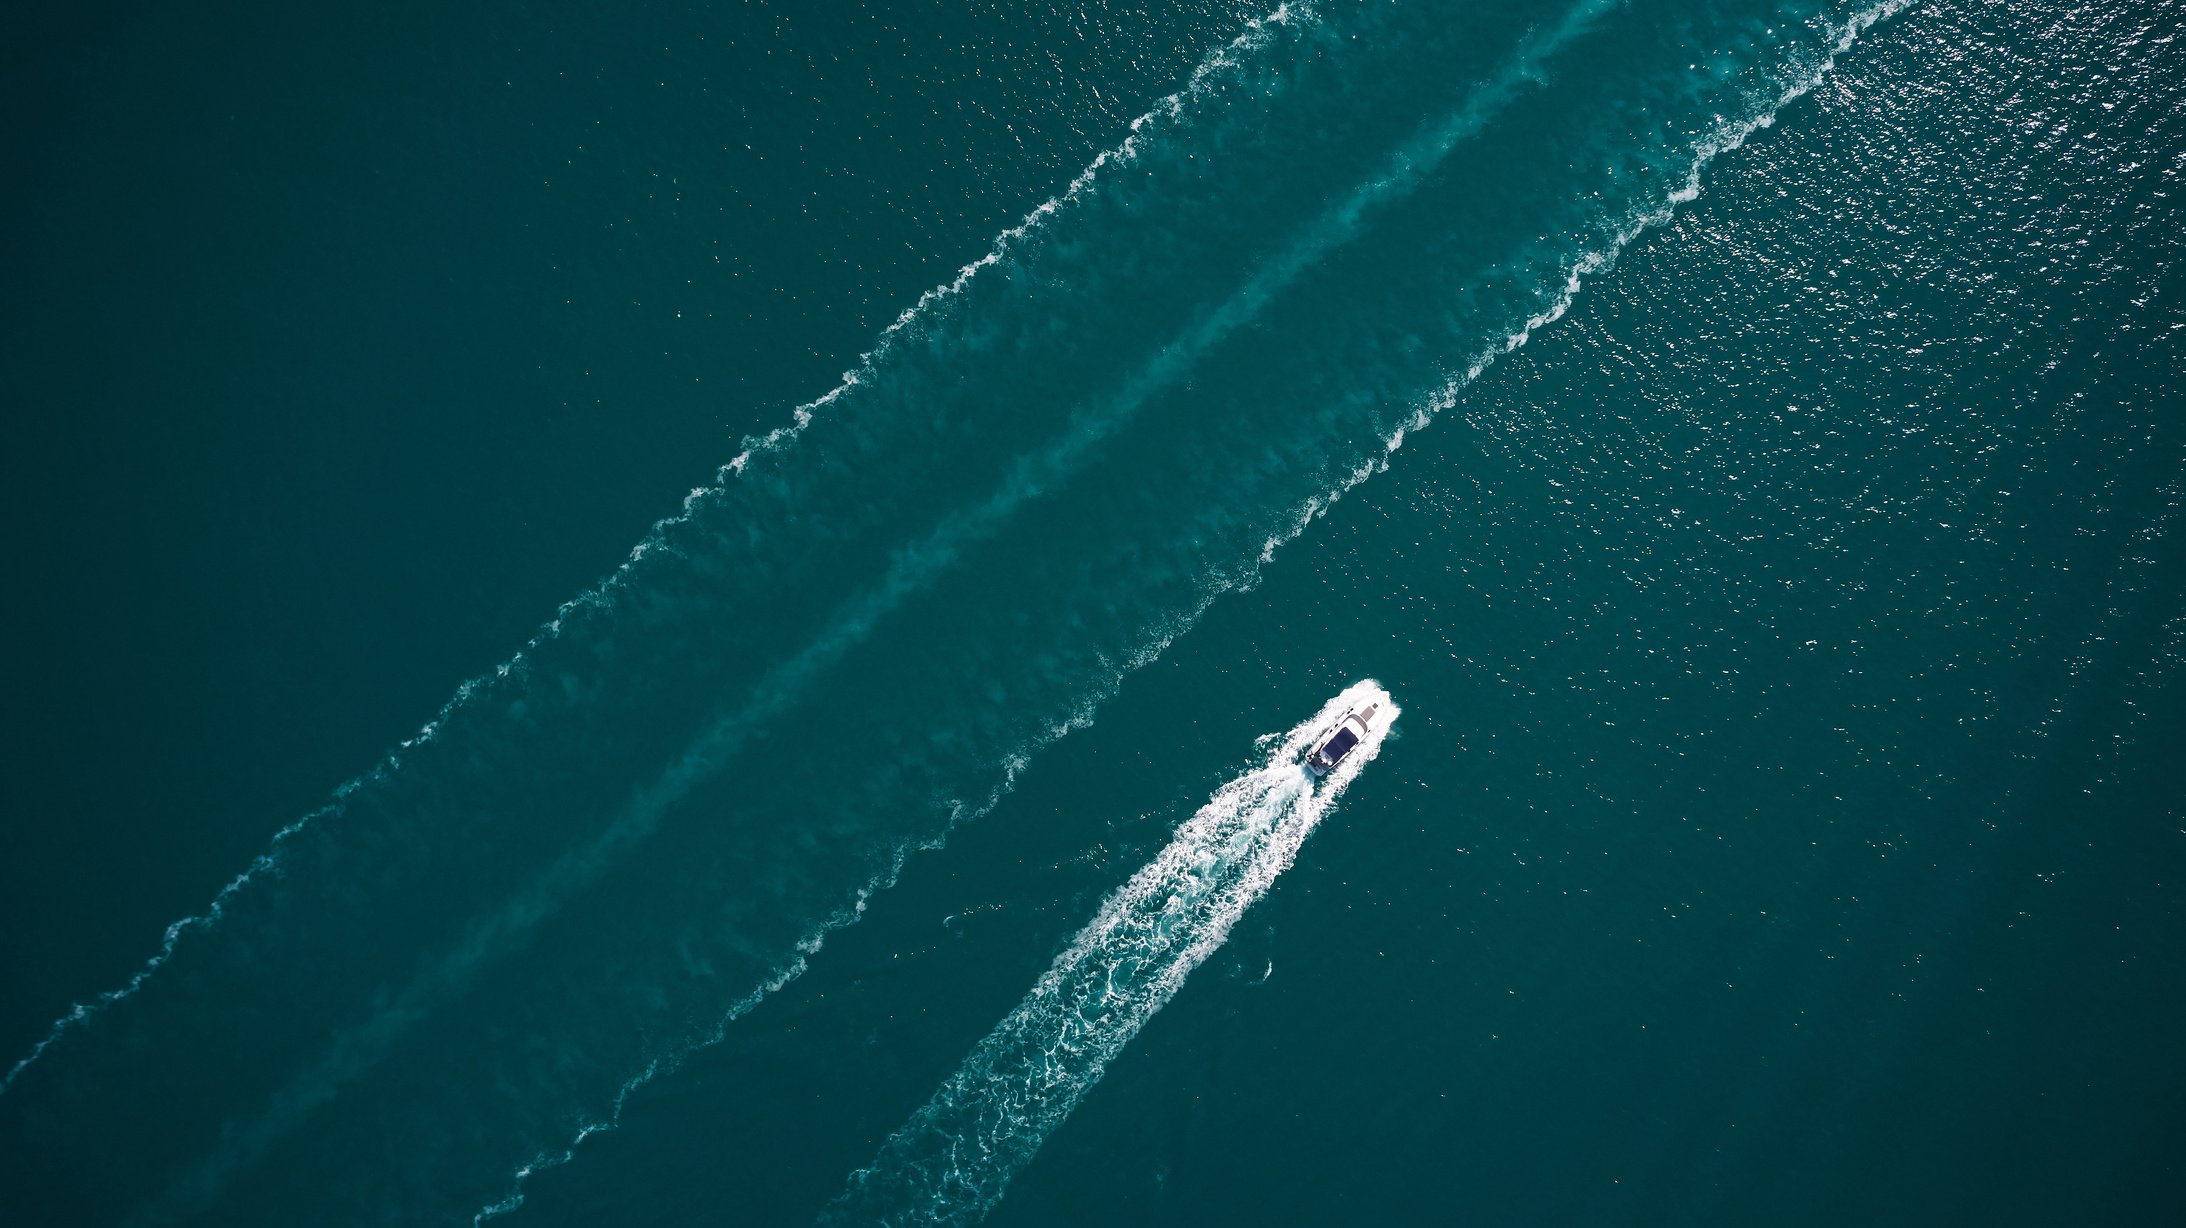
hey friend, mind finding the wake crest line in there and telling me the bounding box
[1419,0,1919,418]
[139,6,1615,1215]
[468,504,1337,1225]
[469,732,1055,1225]
[1266,0,1924,577]
[0,1,1318,1099]
[825,682,1400,1228]
[137,531,1220,1227]
[473,1,1922,1217]
[0,665,507,1096]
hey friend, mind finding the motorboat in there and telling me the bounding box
[1304,702,1379,779]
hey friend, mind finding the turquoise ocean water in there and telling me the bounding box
[4,1,2181,1223]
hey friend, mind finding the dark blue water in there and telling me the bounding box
[4,1,2181,1224]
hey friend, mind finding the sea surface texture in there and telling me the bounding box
[2,0,2179,1224]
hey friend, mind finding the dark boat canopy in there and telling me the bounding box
[1318,727,1359,765]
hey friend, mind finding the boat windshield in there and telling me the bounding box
[1318,727,1360,764]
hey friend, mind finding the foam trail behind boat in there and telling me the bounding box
[824,681,1399,1228]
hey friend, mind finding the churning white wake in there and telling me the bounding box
[823,681,1399,1228]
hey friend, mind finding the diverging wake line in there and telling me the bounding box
[0,0,1320,1105]
[152,5,1600,1208]
[824,681,1400,1228]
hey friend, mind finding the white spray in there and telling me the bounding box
[825,681,1399,1227]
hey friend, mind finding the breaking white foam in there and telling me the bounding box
[825,682,1399,1227]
